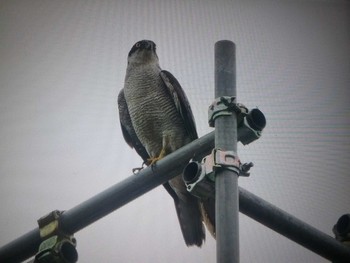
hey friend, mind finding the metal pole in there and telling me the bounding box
[0,132,214,263]
[1,130,350,261]
[214,40,239,263]
[239,187,350,262]
[1,130,350,262]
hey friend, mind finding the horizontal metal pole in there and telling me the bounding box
[0,131,349,262]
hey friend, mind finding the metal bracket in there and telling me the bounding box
[240,162,254,177]
[208,96,248,127]
[212,149,241,175]
[38,210,65,238]
[212,148,253,177]
[183,149,253,199]
[34,210,78,263]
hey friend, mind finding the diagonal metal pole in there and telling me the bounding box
[0,130,350,262]
[238,187,350,263]
[0,132,214,263]
[214,40,239,263]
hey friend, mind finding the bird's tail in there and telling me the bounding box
[165,174,205,247]
[173,193,206,247]
[200,197,216,239]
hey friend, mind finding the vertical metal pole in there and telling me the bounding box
[215,40,239,263]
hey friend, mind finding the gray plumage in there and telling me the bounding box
[118,40,215,246]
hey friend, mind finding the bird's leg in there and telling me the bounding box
[147,134,171,166]
[147,147,167,166]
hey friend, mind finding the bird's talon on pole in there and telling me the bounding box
[147,157,159,166]
[132,167,143,174]
[132,161,150,174]
[147,148,167,166]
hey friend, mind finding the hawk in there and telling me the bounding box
[118,40,215,246]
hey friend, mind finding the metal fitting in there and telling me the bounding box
[34,210,78,263]
[208,96,243,127]
[183,160,215,199]
[183,149,252,199]
[238,108,266,145]
[208,97,266,145]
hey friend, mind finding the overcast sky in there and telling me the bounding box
[0,0,349,262]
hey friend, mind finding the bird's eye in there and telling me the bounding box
[135,42,141,48]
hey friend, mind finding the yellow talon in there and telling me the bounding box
[147,148,167,166]
[147,157,161,166]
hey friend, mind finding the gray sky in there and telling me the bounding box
[0,0,349,262]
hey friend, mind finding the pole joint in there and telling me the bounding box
[34,210,78,263]
[209,97,266,146]
[208,96,245,127]
[183,148,253,200]
[212,148,241,174]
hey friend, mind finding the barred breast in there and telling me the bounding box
[124,66,190,158]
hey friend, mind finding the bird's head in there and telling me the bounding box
[127,40,159,66]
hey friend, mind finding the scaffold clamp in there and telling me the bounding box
[34,210,78,263]
[208,96,247,127]
[183,149,253,199]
